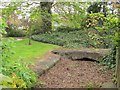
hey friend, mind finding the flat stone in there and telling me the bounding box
[102,82,117,88]
[31,56,60,76]
[52,48,111,61]
[33,68,44,76]
[38,58,60,70]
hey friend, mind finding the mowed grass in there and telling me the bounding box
[12,39,59,63]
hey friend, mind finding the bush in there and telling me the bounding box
[87,28,112,48]
[7,29,26,37]
[101,47,116,69]
[56,26,80,32]
[1,38,37,88]
[2,58,37,88]
[1,18,37,88]
[6,25,26,37]
[1,73,27,88]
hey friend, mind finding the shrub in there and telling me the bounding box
[87,28,112,48]
[6,24,26,37]
[1,19,37,88]
[1,38,37,88]
[56,26,80,32]
[7,29,26,37]
[1,73,27,88]
[86,82,94,90]
[101,48,116,69]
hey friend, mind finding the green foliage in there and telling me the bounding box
[1,38,15,66]
[27,7,43,45]
[32,27,108,48]
[0,74,12,88]
[86,82,94,90]
[1,38,36,88]
[29,7,42,34]
[2,52,37,87]
[0,18,37,88]
[87,2,102,13]
[32,30,87,48]
[53,2,88,29]
[86,13,120,48]
[103,14,120,46]
[86,13,105,28]
[1,73,26,88]
[112,73,117,85]
[2,2,21,19]
[7,25,26,37]
[101,48,116,69]
[88,13,120,47]
[7,29,26,37]
[88,32,101,47]
[40,2,53,33]
[0,18,7,37]
[87,12,120,69]
[0,18,9,62]
[56,26,80,32]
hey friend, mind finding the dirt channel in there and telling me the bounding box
[36,58,113,88]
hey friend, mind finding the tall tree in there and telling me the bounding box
[52,2,89,29]
[40,2,53,33]
[87,2,102,13]
[103,2,107,17]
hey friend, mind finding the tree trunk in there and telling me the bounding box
[40,2,53,33]
[116,45,120,88]
[103,2,107,17]
[116,4,120,88]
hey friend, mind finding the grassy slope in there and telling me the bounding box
[12,39,59,63]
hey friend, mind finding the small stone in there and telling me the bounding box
[102,82,116,88]
[66,68,69,70]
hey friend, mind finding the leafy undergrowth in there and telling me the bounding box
[32,28,111,49]
[12,38,59,64]
[1,38,59,88]
[32,30,89,48]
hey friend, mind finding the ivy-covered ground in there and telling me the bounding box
[32,28,111,49]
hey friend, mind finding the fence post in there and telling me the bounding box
[116,46,120,88]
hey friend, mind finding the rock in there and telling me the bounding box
[31,55,60,76]
[52,48,111,61]
[102,82,116,88]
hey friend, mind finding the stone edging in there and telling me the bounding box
[31,54,60,76]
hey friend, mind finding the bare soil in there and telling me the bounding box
[36,58,113,88]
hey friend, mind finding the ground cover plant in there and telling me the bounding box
[32,30,89,48]
[32,27,111,49]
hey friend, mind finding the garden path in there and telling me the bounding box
[31,48,115,88]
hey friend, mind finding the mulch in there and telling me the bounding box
[36,58,113,88]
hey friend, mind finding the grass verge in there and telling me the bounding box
[12,38,59,64]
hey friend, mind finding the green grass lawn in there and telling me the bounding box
[12,39,59,64]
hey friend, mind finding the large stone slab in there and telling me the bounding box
[30,54,60,76]
[52,48,111,61]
